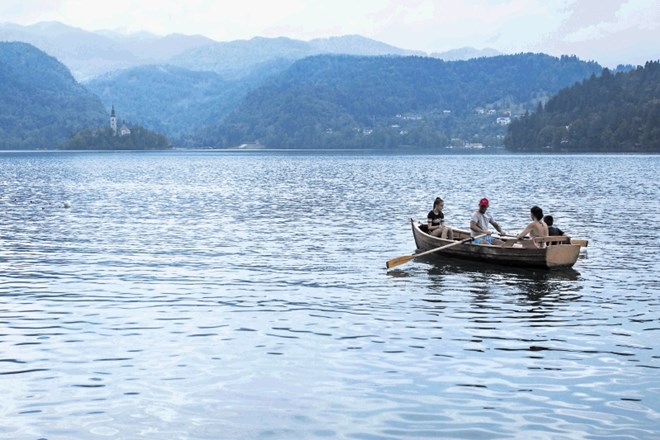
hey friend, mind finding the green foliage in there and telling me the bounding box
[0,42,107,149]
[60,126,171,150]
[85,65,257,146]
[203,53,602,148]
[505,61,660,152]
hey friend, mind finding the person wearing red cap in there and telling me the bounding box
[470,197,505,244]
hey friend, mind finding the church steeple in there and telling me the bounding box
[110,104,117,134]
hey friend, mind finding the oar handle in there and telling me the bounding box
[386,233,488,269]
[414,233,487,258]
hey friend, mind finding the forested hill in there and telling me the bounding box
[0,42,107,149]
[504,61,660,152]
[203,53,602,149]
[85,64,257,145]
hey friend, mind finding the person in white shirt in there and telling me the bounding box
[470,197,505,245]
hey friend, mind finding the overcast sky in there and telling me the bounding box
[2,0,658,67]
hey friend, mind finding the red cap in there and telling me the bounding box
[479,197,489,207]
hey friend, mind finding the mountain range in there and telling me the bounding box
[3,21,654,151]
[0,21,215,80]
[0,21,495,81]
[0,38,605,150]
[205,53,603,149]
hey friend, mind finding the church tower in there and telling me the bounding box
[110,105,117,134]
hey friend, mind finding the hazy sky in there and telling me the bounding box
[2,0,658,66]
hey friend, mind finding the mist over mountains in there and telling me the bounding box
[169,35,425,80]
[0,20,516,149]
[0,22,483,81]
[2,20,654,151]
[0,21,216,80]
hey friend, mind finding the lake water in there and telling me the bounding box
[1,151,658,439]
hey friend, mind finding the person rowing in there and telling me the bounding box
[470,197,505,245]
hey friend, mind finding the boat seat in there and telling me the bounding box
[533,236,571,246]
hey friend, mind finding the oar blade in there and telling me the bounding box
[386,255,415,269]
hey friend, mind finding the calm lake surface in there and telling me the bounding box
[0,151,658,439]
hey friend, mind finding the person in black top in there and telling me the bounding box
[544,215,564,236]
[427,197,454,240]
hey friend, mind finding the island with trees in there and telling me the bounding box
[60,125,171,150]
[60,104,171,150]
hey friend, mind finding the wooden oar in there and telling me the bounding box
[386,233,488,269]
[501,237,521,248]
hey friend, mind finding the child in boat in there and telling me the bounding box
[427,197,454,240]
[544,215,564,236]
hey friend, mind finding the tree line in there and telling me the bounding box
[201,53,602,148]
[61,126,171,150]
[505,61,660,152]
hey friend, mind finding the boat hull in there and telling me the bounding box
[411,219,580,270]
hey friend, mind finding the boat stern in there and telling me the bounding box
[546,244,581,269]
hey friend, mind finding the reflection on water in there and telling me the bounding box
[421,254,582,299]
[1,152,658,439]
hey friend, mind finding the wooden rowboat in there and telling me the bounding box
[410,219,581,270]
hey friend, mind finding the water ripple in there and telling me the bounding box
[0,152,658,439]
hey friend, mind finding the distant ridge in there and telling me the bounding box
[431,47,502,61]
[0,21,215,80]
[2,21,429,80]
[308,34,423,56]
[169,34,424,80]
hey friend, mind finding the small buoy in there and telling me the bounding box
[63,201,71,209]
